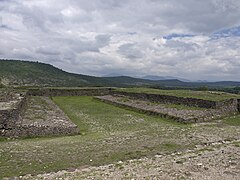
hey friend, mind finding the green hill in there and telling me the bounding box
[0,60,113,87]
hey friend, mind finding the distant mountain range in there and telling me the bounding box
[103,73,124,77]
[0,59,239,88]
[141,75,191,82]
[105,74,192,82]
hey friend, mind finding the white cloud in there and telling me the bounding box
[0,0,240,81]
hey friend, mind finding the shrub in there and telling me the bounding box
[198,86,209,91]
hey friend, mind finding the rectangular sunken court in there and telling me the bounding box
[1,87,240,138]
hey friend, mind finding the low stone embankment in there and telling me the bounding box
[28,87,113,96]
[111,91,237,109]
[95,95,239,123]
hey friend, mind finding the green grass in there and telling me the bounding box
[116,87,240,101]
[233,141,240,147]
[223,115,240,126]
[161,143,184,151]
[0,137,8,142]
[52,96,186,134]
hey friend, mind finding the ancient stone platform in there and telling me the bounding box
[3,96,79,137]
[0,89,79,137]
[95,95,239,123]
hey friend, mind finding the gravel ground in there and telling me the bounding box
[20,140,240,180]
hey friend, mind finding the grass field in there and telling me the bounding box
[223,115,240,126]
[116,88,240,101]
[0,96,240,178]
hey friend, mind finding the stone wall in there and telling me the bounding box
[111,91,234,109]
[0,91,28,130]
[238,99,240,112]
[215,99,239,114]
[27,88,114,97]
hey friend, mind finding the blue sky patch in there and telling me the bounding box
[163,33,195,40]
[211,26,240,39]
[0,24,15,31]
[127,32,137,35]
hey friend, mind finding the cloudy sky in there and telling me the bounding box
[0,0,240,81]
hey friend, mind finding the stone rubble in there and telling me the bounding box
[95,95,239,122]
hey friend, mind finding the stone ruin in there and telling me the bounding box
[96,91,240,123]
[0,89,80,138]
[0,90,27,133]
[0,87,239,137]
